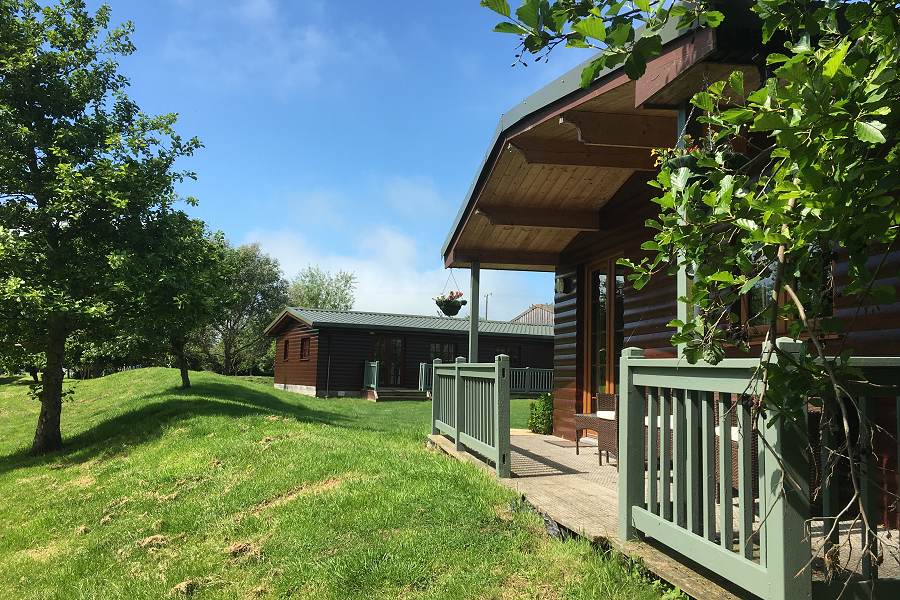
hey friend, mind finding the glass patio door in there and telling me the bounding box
[584,258,625,412]
[376,336,405,387]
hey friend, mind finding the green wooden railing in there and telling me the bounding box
[618,338,900,600]
[420,363,551,395]
[418,362,432,392]
[509,367,553,394]
[363,360,379,390]
[431,355,511,477]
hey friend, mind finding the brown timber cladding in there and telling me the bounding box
[273,323,553,396]
[552,173,678,440]
[273,320,318,389]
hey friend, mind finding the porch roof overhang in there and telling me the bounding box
[441,7,762,272]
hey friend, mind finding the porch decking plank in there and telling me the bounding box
[427,432,747,600]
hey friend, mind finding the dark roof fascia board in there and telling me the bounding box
[307,321,552,340]
[265,307,553,339]
[263,307,313,336]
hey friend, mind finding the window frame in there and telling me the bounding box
[299,337,311,361]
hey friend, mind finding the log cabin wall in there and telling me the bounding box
[273,320,319,394]
[275,322,553,396]
[313,329,376,396]
[832,247,900,356]
[552,175,677,440]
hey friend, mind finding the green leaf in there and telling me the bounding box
[572,17,606,41]
[623,51,646,79]
[708,271,736,284]
[739,276,761,295]
[480,0,510,18]
[728,70,744,97]
[854,120,887,144]
[790,33,812,54]
[823,41,849,79]
[720,107,754,124]
[579,57,605,88]
[700,11,725,27]
[493,21,528,34]
[691,91,715,112]
[735,218,759,231]
[671,167,691,192]
[516,0,541,28]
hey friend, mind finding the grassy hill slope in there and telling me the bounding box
[0,369,671,599]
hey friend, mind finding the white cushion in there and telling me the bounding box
[595,410,616,420]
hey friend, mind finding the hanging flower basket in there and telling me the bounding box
[434,291,467,316]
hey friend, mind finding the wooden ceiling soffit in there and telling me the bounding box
[476,207,604,231]
[507,139,655,171]
[559,111,678,149]
[446,249,558,269]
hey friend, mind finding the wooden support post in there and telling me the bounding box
[469,261,480,362]
[495,354,511,478]
[675,105,692,359]
[454,356,465,451]
[619,346,646,540]
[431,358,441,435]
[764,338,812,600]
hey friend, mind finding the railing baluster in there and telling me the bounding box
[674,389,687,528]
[648,386,659,515]
[859,395,878,581]
[686,390,701,535]
[738,399,754,560]
[757,405,767,568]
[702,391,716,541]
[454,357,464,451]
[661,387,673,521]
[719,392,733,551]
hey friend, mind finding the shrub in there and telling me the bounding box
[527,392,553,434]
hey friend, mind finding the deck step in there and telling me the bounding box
[375,388,428,401]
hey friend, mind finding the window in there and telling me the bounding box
[583,257,625,411]
[283,339,290,361]
[429,342,456,363]
[300,337,311,360]
[494,344,521,367]
[738,245,834,340]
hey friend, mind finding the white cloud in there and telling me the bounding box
[242,227,552,320]
[235,0,277,22]
[381,175,447,217]
[163,1,396,94]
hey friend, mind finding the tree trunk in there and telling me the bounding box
[27,366,39,383]
[172,338,190,388]
[222,337,234,376]
[32,320,66,455]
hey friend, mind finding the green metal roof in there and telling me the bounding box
[267,307,553,338]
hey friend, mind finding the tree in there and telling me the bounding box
[288,266,357,310]
[483,0,898,579]
[208,243,288,376]
[0,1,200,453]
[124,211,228,388]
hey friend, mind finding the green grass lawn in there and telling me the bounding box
[0,369,677,600]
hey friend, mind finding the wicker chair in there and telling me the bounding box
[575,394,618,465]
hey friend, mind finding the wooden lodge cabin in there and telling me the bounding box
[435,5,900,599]
[264,307,553,398]
[440,19,900,444]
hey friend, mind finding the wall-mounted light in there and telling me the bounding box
[555,275,573,294]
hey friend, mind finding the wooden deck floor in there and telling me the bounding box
[428,430,900,600]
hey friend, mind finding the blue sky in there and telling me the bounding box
[104,0,596,319]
